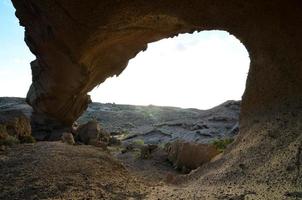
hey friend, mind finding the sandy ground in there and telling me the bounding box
[1,117,301,200]
[0,142,151,200]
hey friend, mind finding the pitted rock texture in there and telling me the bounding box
[8,1,302,198]
[166,140,220,171]
[11,0,302,128]
[75,120,110,145]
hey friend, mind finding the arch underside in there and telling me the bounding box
[11,0,302,196]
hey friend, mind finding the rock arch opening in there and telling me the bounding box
[75,30,250,174]
[89,30,250,110]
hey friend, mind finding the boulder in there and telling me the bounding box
[0,110,31,140]
[75,120,110,145]
[166,140,220,172]
[61,132,75,145]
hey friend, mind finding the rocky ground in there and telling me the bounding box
[0,138,300,200]
[0,97,300,200]
[0,97,240,145]
[0,142,150,200]
[77,100,240,145]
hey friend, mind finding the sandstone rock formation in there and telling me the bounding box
[166,140,220,172]
[75,120,110,145]
[11,0,302,135]
[61,132,75,145]
[8,1,302,198]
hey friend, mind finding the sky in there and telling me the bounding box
[0,0,35,97]
[89,32,250,109]
[1,0,250,110]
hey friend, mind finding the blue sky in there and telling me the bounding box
[0,0,35,97]
[1,0,250,109]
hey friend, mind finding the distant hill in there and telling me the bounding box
[0,97,240,144]
[78,100,241,144]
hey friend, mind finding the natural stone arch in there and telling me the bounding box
[12,0,302,142]
[8,1,302,197]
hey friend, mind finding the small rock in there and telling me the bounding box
[61,132,75,145]
[71,122,79,134]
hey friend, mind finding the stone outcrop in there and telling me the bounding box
[61,132,75,145]
[9,1,302,197]
[75,120,110,145]
[166,140,220,172]
[11,1,302,137]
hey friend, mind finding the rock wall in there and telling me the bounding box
[11,1,302,139]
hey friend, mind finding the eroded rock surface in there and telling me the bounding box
[61,132,75,145]
[75,120,110,145]
[11,1,302,130]
[6,1,302,199]
[166,140,220,172]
